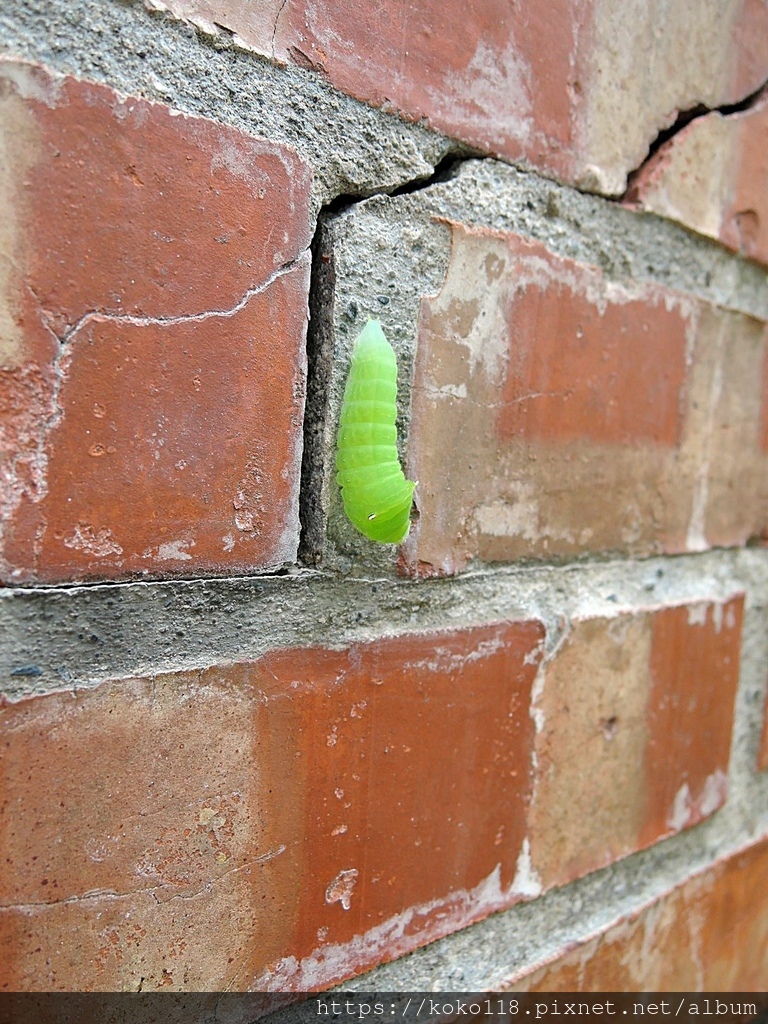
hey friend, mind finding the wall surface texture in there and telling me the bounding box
[1,0,767,996]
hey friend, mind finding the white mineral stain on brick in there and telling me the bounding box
[254,843,286,865]
[473,496,538,542]
[210,136,269,185]
[712,601,724,633]
[724,602,737,630]
[668,782,693,832]
[510,837,542,898]
[686,602,710,628]
[63,524,123,558]
[156,539,194,561]
[324,868,359,911]
[686,317,726,552]
[402,633,519,677]
[699,768,728,817]
[607,615,633,645]
[529,656,547,736]
[443,36,533,146]
[0,58,64,108]
[432,382,468,399]
[668,768,728,835]
[473,489,576,545]
[257,861,514,991]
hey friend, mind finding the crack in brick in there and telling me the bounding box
[621,77,768,201]
[0,844,289,912]
[61,251,309,344]
[270,0,289,59]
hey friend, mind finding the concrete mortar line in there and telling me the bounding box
[2,547,767,699]
[346,169,768,323]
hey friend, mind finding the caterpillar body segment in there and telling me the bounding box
[336,319,416,544]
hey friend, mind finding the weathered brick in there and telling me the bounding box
[507,835,768,990]
[150,0,768,193]
[626,92,768,268]
[528,597,743,889]
[0,59,312,584]
[402,224,768,576]
[0,597,742,991]
[0,620,544,991]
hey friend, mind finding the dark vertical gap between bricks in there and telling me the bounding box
[298,215,337,566]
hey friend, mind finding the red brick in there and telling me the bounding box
[0,620,544,991]
[0,59,312,583]
[402,223,768,576]
[496,271,686,449]
[507,835,768,990]
[527,597,742,890]
[641,601,743,843]
[152,0,768,192]
[0,600,742,991]
[626,93,768,268]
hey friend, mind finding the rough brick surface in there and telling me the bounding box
[627,92,768,268]
[528,596,743,889]
[0,621,544,991]
[0,59,312,584]
[402,223,768,576]
[0,596,743,991]
[150,0,768,193]
[507,835,768,990]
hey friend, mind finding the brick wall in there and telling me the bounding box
[1,0,767,995]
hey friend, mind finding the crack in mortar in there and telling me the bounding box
[620,77,768,201]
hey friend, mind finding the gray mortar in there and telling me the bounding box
[2,546,767,697]
[0,0,459,218]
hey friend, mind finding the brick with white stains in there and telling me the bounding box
[528,596,744,891]
[402,224,768,576]
[0,621,544,991]
[148,0,768,193]
[626,92,768,269]
[0,59,312,584]
[0,598,743,991]
[507,835,768,990]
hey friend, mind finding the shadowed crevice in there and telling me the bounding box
[298,216,336,566]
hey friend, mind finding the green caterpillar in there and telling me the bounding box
[336,319,416,544]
